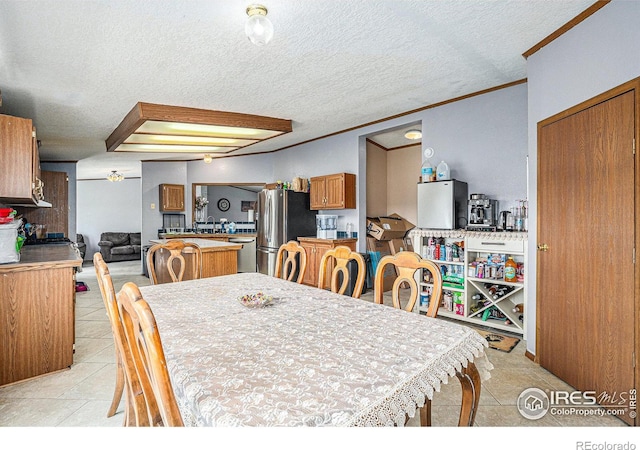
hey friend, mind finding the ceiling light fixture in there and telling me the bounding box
[404,129,422,140]
[107,170,124,182]
[245,4,273,46]
[203,154,213,164]
[105,102,292,155]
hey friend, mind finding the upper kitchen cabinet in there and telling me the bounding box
[310,173,356,210]
[159,183,185,211]
[0,114,43,205]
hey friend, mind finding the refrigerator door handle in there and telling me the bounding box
[265,192,271,244]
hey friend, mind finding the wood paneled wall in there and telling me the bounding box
[17,170,69,236]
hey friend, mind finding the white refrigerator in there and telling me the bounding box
[417,180,468,229]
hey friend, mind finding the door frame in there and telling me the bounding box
[536,77,640,425]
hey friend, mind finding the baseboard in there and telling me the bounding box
[525,350,536,362]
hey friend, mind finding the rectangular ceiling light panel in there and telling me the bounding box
[106,102,292,154]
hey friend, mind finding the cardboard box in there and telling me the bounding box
[366,237,396,291]
[366,213,415,241]
[367,237,415,290]
[388,237,414,255]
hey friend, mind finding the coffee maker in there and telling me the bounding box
[467,194,498,231]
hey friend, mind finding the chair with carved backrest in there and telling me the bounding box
[116,281,184,427]
[274,241,307,284]
[93,252,138,426]
[373,250,443,426]
[317,245,365,298]
[147,240,202,284]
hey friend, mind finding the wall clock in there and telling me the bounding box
[217,198,230,212]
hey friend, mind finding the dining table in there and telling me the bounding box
[138,272,493,427]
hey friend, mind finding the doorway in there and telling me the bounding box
[365,122,422,225]
[537,79,638,426]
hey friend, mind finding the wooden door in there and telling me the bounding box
[0,114,33,201]
[300,241,318,286]
[309,177,326,210]
[324,174,345,208]
[160,184,185,211]
[537,86,636,425]
[314,241,334,289]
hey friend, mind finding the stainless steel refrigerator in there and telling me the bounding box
[417,179,468,229]
[256,189,317,276]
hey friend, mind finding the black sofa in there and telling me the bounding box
[76,234,87,259]
[98,232,142,262]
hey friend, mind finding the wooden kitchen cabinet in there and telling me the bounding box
[310,173,356,210]
[0,245,81,386]
[0,114,42,205]
[298,237,357,288]
[159,184,185,211]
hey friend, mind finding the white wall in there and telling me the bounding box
[205,185,258,223]
[272,134,362,239]
[184,83,527,253]
[141,162,188,247]
[526,0,640,356]
[77,177,142,259]
[419,83,528,211]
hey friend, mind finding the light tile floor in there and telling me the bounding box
[0,261,629,429]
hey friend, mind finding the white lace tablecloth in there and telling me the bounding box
[139,273,493,427]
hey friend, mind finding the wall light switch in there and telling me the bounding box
[150,203,156,210]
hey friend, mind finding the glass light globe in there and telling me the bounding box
[245,8,273,46]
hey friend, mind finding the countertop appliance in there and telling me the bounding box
[467,193,498,231]
[417,180,468,229]
[256,189,316,277]
[162,214,185,233]
[316,214,337,239]
[228,236,257,273]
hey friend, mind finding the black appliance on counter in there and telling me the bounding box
[466,193,498,231]
[24,237,71,245]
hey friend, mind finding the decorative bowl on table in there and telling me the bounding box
[237,292,273,308]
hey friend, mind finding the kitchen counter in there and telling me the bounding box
[149,238,242,282]
[150,238,242,251]
[158,232,256,240]
[0,243,82,386]
[297,237,358,245]
[0,243,82,271]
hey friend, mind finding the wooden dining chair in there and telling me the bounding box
[373,250,443,427]
[147,240,202,284]
[274,240,307,283]
[93,252,136,426]
[117,281,184,427]
[317,245,365,298]
[374,251,443,316]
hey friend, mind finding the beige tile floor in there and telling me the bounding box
[0,260,629,429]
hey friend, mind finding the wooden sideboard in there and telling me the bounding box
[297,237,357,288]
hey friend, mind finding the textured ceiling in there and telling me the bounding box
[0,0,596,179]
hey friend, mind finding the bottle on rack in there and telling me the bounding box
[504,257,517,282]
